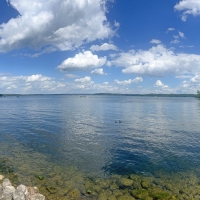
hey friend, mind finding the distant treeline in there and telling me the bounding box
[0,94,21,97]
[0,93,199,98]
[94,93,197,97]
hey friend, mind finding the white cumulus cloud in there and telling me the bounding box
[190,74,200,83]
[155,80,164,87]
[91,68,107,75]
[150,39,161,44]
[75,76,92,83]
[74,76,94,90]
[65,74,80,79]
[0,0,113,52]
[107,45,200,76]
[90,43,118,51]
[175,75,193,79]
[167,28,175,32]
[132,77,143,83]
[115,77,143,85]
[26,74,51,82]
[178,31,185,38]
[170,39,180,44]
[0,74,65,93]
[57,51,107,72]
[178,75,200,93]
[174,0,200,21]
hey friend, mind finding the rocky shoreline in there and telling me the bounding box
[2,170,200,200]
[0,175,45,200]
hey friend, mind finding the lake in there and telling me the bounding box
[1,95,200,199]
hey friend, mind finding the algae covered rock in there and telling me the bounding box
[98,192,108,200]
[131,189,150,199]
[120,178,133,187]
[116,194,135,200]
[130,174,140,182]
[150,188,172,200]
[37,175,44,180]
[108,194,117,200]
[85,180,94,190]
[110,184,119,190]
[86,188,93,194]
[46,186,57,194]
[141,179,153,189]
[68,188,81,198]
[113,189,123,197]
[56,179,63,186]
[92,184,102,193]
[98,192,111,200]
[132,181,141,190]
[98,179,111,189]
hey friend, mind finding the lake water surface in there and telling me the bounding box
[1,95,200,199]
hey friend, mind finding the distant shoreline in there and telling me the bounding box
[0,93,198,97]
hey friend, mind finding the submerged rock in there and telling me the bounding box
[46,186,57,194]
[110,184,119,190]
[119,178,133,187]
[131,189,149,199]
[116,194,135,200]
[150,188,172,200]
[86,189,93,194]
[113,190,123,197]
[98,192,107,200]
[26,187,45,200]
[26,193,45,200]
[36,175,44,181]
[108,194,117,200]
[68,188,81,198]
[141,179,153,189]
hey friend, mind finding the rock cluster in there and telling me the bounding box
[0,175,45,200]
[2,169,200,200]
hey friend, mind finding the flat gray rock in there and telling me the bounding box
[26,194,45,200]
[1,192,13,200]
[13,190,25,200]
[0,185,3,198]
[0,179,45,200]
[3,186,16,194]
[16,185,27,195]
[2,179,12,188]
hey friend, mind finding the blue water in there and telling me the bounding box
[1,95,200,178]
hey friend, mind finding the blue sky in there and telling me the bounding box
[0,0,200,94]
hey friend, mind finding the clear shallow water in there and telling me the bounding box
[1,95,200,199]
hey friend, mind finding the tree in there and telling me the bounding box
[197,90,200,98]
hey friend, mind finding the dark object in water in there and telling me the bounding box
[115,120,122,123]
